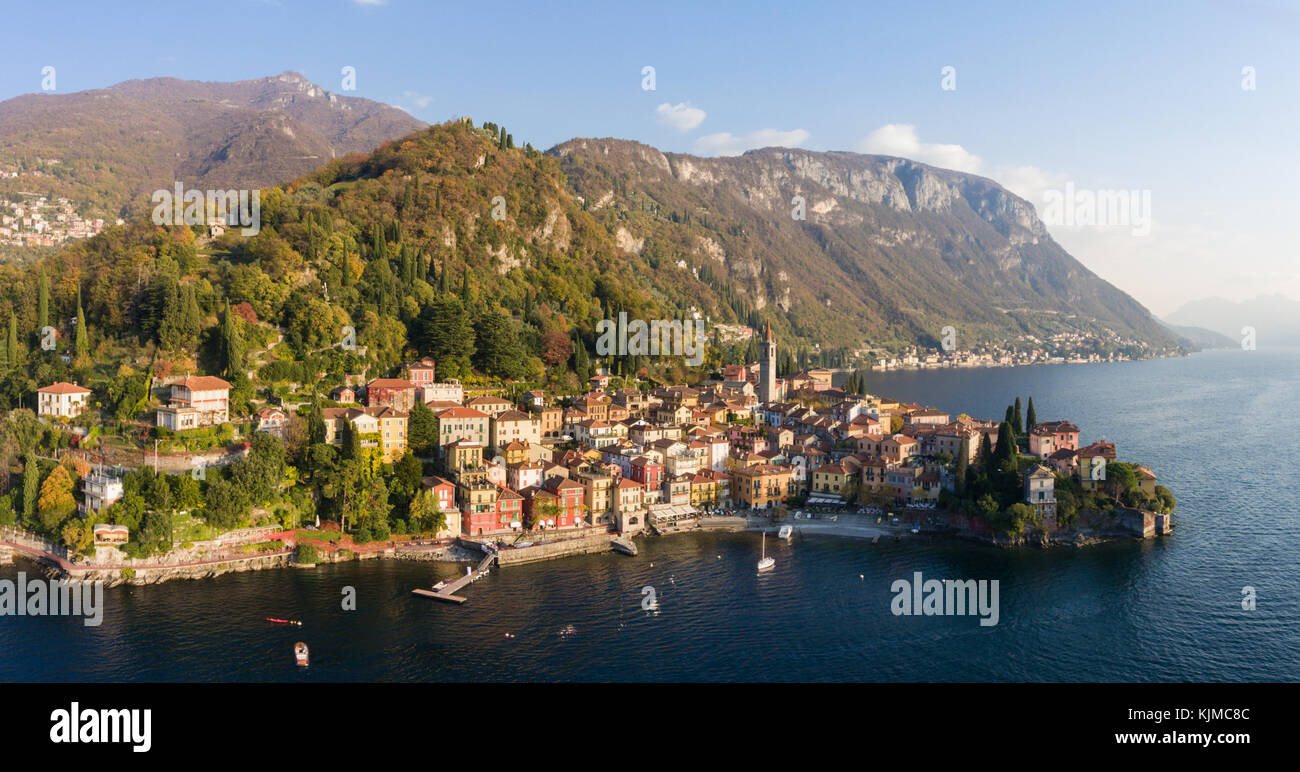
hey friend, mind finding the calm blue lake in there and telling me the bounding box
[3,348,1297,682]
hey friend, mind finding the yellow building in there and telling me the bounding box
[1077,442,1116,492]
[811,461,855,501]
[321,406,409,463]
[733,464,791,510]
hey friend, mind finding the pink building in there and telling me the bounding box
[1029,421,1080,459]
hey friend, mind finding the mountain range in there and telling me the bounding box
[0,71,425,220]
[1164,295,1300,347]
[552,138,1179,351]
[0,73,1186,355]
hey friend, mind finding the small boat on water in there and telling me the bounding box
[777,524,793,541]
[757,532,775,572]
[294,642,309,667]
[267,618,303,626]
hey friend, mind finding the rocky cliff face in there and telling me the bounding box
[551,138,1175,350]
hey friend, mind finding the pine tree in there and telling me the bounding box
[408,401,437,456]
[415,296,475,378]
[1026,397,1037,430]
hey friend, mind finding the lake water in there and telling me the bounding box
[3,348,1297,682]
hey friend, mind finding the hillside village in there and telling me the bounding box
[0,119,1177,573]
[4,318,1176,569]
[0,192,110,249]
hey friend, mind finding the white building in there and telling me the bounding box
[37,382,91,419]
[81,471,124,515]
[419,380,464,405]
[156,375,231,430]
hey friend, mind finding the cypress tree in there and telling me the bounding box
[1013,397,1023,434]
[955,436,970,493]
[219,301,246,379]
[978,432,994,473]
[307,398,326,446]
[22,452,40,527]
[459,270,470,303]
[573,338,590,382]
[1026,397,1037,430]
[75,300,89,359]
[994,421,1017,467]
[38,268,49,330]
[7,312,20,369]
[179,285,201,349]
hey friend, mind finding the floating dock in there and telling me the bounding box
[412,549,496,604]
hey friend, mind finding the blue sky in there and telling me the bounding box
[2,0,1297,316]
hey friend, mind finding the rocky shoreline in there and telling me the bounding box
[6,503,1170,589]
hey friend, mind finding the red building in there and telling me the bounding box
[420,475,456,515]
[494,486,524,531]
[523,477,585,530]
[629,456,664,490]
[365,378,417,411]
[402,358,436,388]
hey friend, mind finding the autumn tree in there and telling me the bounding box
[37,464,77,532]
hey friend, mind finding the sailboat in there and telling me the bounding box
[757,532,775,572]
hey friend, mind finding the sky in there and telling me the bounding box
[1,0,1296,317]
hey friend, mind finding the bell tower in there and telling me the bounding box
[759,322,777,403]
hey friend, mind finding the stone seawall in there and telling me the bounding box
[64,553,295,588]
[494,534,626,566]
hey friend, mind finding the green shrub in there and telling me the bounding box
[295,543,319,564]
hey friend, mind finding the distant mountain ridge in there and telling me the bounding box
[549,138,1178,351]
[0,71,425,221]
[1158,319,1236,350]
[1164,294,1300,346]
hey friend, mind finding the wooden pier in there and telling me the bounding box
[411,548,496,604]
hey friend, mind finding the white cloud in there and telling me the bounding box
[850,125,1298,314]
[995,165,1069,206]
[655,102,706,132]
[693,128,810,156]
[854,124,982,173]
[402,91,432,109]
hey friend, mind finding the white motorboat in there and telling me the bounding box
[777,524,793,541]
